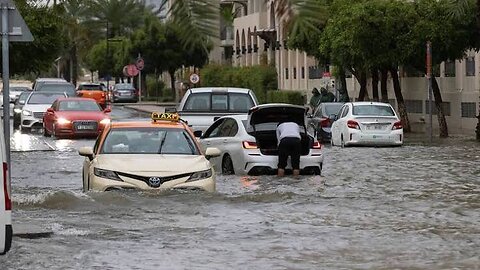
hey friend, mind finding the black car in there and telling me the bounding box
[13,91,32,129]
[307,102,344,143]
[112,83,138,103]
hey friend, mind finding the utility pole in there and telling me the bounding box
[426,41,433,143]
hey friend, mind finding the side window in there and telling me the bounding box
[229,93,254,112]
[218,118,237,137]
[228,120,239,137]
[203,119,226,138]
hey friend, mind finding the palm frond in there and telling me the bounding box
[271,0,329,34]
[448,0,474,18]
[168,0,219,53]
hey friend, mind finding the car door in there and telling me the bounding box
[331,105,345,145]
[218,118,242,171]
[337,105,350,142]
[200,118,226,171]
[44,101,58,132]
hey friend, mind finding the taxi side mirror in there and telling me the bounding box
[46,108,55,114]
[78,147,94,161]
[205,147,221,160]
[104,108,112,113]
[193,130,203,138]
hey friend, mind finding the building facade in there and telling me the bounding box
[231,0,479,135]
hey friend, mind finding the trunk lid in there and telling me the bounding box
[354,116,398,133]
[247,103,306,135]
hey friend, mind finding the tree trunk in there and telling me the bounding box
[169,70,176,101]
[337,66,350,102]
[432,76,449,138]
[70,45,78,86]
[389,67,411,133]
[380,68,389,103]
[371,69,379,101]
[357,71,367,101]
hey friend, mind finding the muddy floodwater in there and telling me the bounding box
[1,107,479,269]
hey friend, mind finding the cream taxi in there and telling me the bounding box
[78,113,221,192]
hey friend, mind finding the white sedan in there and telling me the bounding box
[331,102,403,147]
[198,104,323,175]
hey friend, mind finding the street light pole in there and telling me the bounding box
[106,20,110,91]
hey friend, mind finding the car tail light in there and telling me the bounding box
[320,118,331,128]
[76,91,83,97]
[392,121,403,130]
[101,92,106,98]
[347,120,360,130]
[3,162,11,211]
[243,141,258,149]
[312,141,322,149]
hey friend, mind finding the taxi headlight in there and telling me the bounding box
[22,110,32,116]
[56,118,71,125]
[100,118,111,125]
[14,108,22,113]
[187,168,212,182]
[94,168,122,181]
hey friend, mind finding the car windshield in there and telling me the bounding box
[27,93,65,104]
[18,92,31,104]
[10,86,30,92]
[37,84,75,94]
[101,128,199,155]
[184,92,254,112]
[78,84,102,91]
[318,103,344,117]
[353,105,395,116]
[58,100,101,111]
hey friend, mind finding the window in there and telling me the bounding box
[219,118,239,137]
[425,101,451,116]
[444,60,456,77]
[203,119,226,138]
[212,94,228,111]
[341,106,349,118]
[59,100,101,111]
[405,100,423,114]
[184,92,254,112]
[308,66,324,79]
[229,93,254,112]
[301,67,305,79]
[353,105,395,116]
[466,56,475,76]
[461,102,477,118]
[293,67,297,79]
[285,68,289,80]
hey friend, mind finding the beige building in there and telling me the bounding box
[229,0,479,135]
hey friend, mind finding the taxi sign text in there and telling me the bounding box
[151,112,180,122]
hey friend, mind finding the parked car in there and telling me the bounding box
[32,77,67,91]
[331,102,403,147]
[43,98,111,138]
[13,91,32,129]
[112,83,138,103]
[198,104,323,175]
[307,102,344,143]
[76,83,108,109]
[78,113,221,192]
[20,92,68,132]
[35,81,76,97]
[173,87,258,134]
[0,122,12,255]
[9,85,32,103]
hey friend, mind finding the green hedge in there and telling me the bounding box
[146,75,165,98]
[267,90,306,105]
[200,64,278,103]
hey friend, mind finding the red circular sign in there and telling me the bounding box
[126,64,139,77]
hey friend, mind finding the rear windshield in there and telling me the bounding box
[37,84,75,95]
[100,128,199,155]
[58,100,101,111]
[115,84,135,90]
[78,84,103,91]
[28,93,65,104]
[320,104,344,117]
[353,105,395,116]
[184,93,254,112]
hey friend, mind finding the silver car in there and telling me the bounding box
[198,104,323,175]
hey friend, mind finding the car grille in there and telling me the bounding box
[116,171,192,188]
[33,112,45,119]
[73,120,98,132]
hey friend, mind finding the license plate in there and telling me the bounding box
[77,125,94,130]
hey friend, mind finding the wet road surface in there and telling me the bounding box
[1,106,479,269]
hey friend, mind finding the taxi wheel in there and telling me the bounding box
[222,155,235,175]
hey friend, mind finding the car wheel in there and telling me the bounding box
[20,126,30,133]
[340,135,345,148]
[13,118,20,129]
[222,154,235,175]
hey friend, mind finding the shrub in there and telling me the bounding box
[146,75,165,98]
[267,90,306,105]
[201,64,278,103]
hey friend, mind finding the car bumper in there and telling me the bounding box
[54,126,103,138]
[239,149,323,175]
[345,130,403,146]
[113,96,138,102]
[89,174,216,192]
[21,116,42,128]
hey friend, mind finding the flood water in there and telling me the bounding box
[1,107,479,269]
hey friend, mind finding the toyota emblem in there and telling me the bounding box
[148,177,162,187]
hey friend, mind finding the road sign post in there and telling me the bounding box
[136,54,144,102]
[1,0,33,188]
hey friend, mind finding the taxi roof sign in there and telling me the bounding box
[151,112,180,122]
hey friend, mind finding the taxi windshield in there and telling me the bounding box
[100,127,199,155]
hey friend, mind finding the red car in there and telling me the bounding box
[42,97,111,138]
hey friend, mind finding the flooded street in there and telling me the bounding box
[1,106,479,269]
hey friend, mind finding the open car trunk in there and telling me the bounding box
[255,130,312,156]
[247,104,312,156]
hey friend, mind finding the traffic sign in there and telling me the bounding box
[189,73,200,84]
[0,0,34,42]
[124,64,139,77]
[135,57,144,71]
